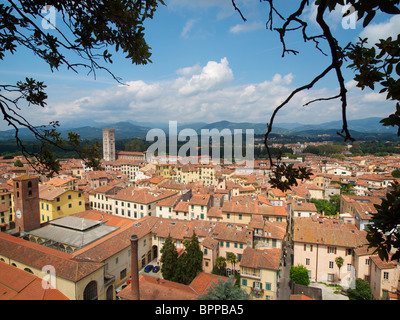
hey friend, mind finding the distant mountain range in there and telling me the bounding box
[0,117,397,141]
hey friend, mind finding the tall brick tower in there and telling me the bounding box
[103,128,116,161]
[13,175,40,233]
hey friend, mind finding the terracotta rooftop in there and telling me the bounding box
[240,248,281,271]
[0,232,103,282]
[112,187,178,204]
[0,261,69,300]
[118,271,229,300]
[189,272,229,296]
[118,274,197,300]
[293,216,369,248]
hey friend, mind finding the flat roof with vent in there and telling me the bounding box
[28,216,118,250]
[49,216,101,231]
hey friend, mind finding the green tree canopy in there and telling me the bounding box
[173,232,203,285]
[289,265,310,286]
[13,159,23,167]
[125,139,146,152]
[198,276,249,300]
[347,278,372,300]
[160,234,178,281]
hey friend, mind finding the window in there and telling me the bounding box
[68,195,71,200]
[220,241,224,247]
[306,258,310,266]
[383,272,389,280]
[347,264,352,271]
[57,206,60,211]
[242,279,247,286]
[68,204,72,208]
[204,248,208,254]
[56,197,60,202]
[253,282,262,290]
[304,244,313,252]
[329,261,334,269]
[328,274,334,281]
[120,268,127,280]
[328,247,336,254]
[265,282,272,291]
[365,258,370,265]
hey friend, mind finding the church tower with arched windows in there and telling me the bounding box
[12,175,40,232]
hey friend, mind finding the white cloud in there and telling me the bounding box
[176,64,202,77]
[20,57,395,130]
[180,19,197,38]
[229,21,264,34]
[358,15,400,46]
[178,57,234,96]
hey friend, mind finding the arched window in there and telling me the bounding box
[24,268,33,274]
[83,281,98,300]
[27,181,32,188]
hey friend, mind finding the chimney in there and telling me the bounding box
[130,235,140,300]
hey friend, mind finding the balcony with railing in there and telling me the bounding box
[240,269,261,280]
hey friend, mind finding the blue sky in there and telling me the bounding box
[1,0,400,130]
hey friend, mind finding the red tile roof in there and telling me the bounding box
[0,261,69,300]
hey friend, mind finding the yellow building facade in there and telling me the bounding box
[39,186,85,223]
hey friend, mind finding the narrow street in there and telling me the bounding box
[277,240,293,300]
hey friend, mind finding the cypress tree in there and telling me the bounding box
[160,234,178,281]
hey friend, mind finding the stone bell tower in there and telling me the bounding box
[12,175,40,233]
[103,128,116,162]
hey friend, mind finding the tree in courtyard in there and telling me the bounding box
[289,265,310,286]
[391,169,400,178]
[173,232,203,285]
[13,159,23,167]
[213,256,227,276]
[198,276,250,300]
[160,234,178,281]
[0,0,164,176]
[226,252,238,273]
[335,256,344,281]
[346,278,372,300]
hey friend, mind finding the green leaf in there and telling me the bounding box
[363,11,375,28]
